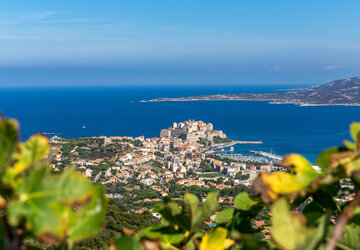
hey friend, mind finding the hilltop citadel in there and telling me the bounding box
[160,120,227,146]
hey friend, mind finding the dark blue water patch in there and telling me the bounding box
[0,84,358,163]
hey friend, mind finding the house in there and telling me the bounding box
[85,169,93,178]
[255,221,265,227]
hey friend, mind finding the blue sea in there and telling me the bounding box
[0,84,359,163]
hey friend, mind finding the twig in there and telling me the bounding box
[325,190,360,250]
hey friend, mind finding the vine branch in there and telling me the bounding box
[325,190,360,250]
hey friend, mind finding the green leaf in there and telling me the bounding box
[316,147,348,173]
[239,236,270,250]
[192,191,218,231]
[234,192,257,210]
[350,122,360,142]
[7,167,105,245]
[303,201,324,226]
[185,238,196,250]
[271,198,314,250]
[114,235,142,250]
[0,117,18,170]
[158,200,182,227]
[215,208,235,225]
[158,192,218,232]
[298,213,329,250]
[68,185,106,242]
[200,227,234,250]
[338,207,360,249]
[338,223,360,250]
[142,224,184,245]
[182,193,199,231]
[232,210,257,234]
[313,189,340,215]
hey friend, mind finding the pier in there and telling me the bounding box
[205,140,263,154]
[212,140,262,149]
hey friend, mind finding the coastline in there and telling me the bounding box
[140,98,360,107]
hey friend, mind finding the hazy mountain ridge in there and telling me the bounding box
[144,76,360,106]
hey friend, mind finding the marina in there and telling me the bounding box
[213,151,282,164]
[205,139,282,164]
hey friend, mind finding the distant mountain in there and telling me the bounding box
[144,76,360,106]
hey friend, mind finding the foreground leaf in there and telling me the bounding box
[253,154,320,203]
[234,192,258,210]
[316,147,348,173]
[338,207,360,249]
[350,122,360,143]
[13,134,49,175]
[182,193,200,231]
[7,167,105,245]
[114,235,142,250]
[200,227,234,250]
[271,198,314,250]
[215,208,235,225]
[192,191,218,231]
[0,117,18,170]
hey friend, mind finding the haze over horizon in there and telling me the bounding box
[1,0,360,86]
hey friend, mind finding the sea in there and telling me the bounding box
[0,84,359,163]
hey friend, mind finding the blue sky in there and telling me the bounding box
[1,0,360,86]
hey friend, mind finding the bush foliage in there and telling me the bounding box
[0,115,105,249]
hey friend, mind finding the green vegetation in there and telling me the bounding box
[61,142,75,155]
[213,136,233,144]
[74,199,160,249]
[198,138,210,147]
[198,173,224,178]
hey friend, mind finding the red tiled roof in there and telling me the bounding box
[255,221,265,227]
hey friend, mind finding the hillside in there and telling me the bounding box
[144,76,360,106]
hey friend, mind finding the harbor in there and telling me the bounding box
[208,144,283,164]
[213,152,281,164]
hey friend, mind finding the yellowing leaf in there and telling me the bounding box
[200,227,234,250]
[344,140,356,150]
[13,134,49,175]
[281,154,318,178]
[253,154,319,203]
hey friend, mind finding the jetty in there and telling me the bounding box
[205,140,263,154]
[212,140,262,149]
[41,132,64,135]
